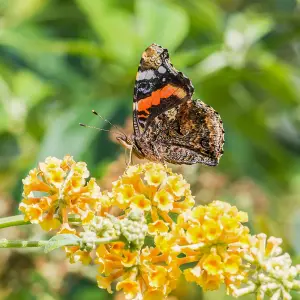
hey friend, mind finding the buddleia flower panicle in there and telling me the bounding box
[111,162,194,229]
[96,243,181,299]
[18,159,300,300]
[93,163,192,299]
[155,200,250,292]
[19,155,102,231]
[229,233,300,299]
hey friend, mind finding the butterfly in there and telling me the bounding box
[117,43,224,166]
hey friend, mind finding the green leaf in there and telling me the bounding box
[75,0,137,64]
[0,132,20,170]
[75,0,189,63]
[225,12,273,49]
[44,234,80,253]
[187,0,223,40]
[12,71,53,108]
[246,50,300,105]
[136,0,189,51]
[37,98,120,161]
[3,0,49,27]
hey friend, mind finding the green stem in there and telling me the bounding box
[95,237,119,244]
[0,236,119,249]
[0,214,81,229]
[0,239,48,248]
[0,215,30,229]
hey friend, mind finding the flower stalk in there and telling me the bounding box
[0,236,119,249]
[0,215,30,229]
[0,239,49,248]
[0,214,81,229]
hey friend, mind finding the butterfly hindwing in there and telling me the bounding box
[159,99,224,165]
[133,99,224,166]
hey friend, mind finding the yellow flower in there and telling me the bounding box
[202,274,222,291]
[166,174,188,197]
[39,156,68,188]
[81,210,94,224]
[19,203,43,223]
[184,267,222,291]
[22,168,50,196]
[191,206,206,223]
[154,234,178,254]
[153,189,174,211]
[130,194,151,211]
[202,219,222,242]
[65,247,92,265]
[202,253,223,275]
[223,254,241,275]
[148,220,169,235]
[116,280,140,299]
[114,184,136,208]
[57,223,77,235]
[144,169,167,186]
[147,265,168,288]
[186,226,204,243]
[40,215,61,231]
[95,245,123,275]
[143,289,165,300]
[121,250,138,268]
[19,155,102,231]
[97,275,114,294]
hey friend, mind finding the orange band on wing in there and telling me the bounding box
[137,84,186,113]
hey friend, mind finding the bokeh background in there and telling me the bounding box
[1,0,300,299]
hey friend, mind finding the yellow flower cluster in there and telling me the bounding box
[92,164,250,298]
[93,163,193,298]
[96,243,180,299]
[154,200,249,291]
[111,163,194,226]
[19,155,101,231]
[18,158,300,300]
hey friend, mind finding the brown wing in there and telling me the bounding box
[155,99,225,166]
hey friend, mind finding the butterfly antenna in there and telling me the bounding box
[79,123,119,136]
[91,110,127,136]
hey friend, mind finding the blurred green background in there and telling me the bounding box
[1,0,300,299]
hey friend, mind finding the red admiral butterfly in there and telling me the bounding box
[117,44,224,166]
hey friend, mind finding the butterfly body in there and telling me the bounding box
[118,44,224,166]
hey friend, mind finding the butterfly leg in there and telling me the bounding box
[124,148,129,167]
[129,146,133,165]
[125,146,133,170]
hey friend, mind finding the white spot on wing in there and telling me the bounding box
[137,70,155,81]
[158,66,166,73]
[145,70,155,80]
